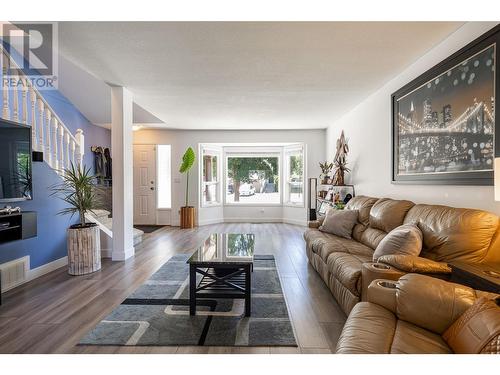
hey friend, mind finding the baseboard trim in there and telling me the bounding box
[101,249,112,258]
[282,218,307,227]
[193,218,307,226]
[223,217,283,223]
[21,256,68,290]
[198,218,224,226]
[112,247,135,261]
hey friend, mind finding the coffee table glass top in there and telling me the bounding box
[187,233,255,265]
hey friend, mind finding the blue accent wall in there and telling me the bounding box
[0,41,111,270]
[0,162,76,268]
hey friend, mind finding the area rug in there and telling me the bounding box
[79,254,297,346]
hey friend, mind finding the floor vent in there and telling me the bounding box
[0,256,29,292]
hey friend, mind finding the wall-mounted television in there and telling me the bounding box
[0,119,32,202]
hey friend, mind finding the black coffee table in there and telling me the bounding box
[187,233,254,316]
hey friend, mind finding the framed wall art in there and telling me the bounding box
[392,25,499,185]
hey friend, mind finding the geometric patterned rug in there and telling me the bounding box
[79,254,297,347]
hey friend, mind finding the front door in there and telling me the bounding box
[133,144,156,225]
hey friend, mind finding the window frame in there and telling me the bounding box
[156,144,172,210]
[199,144,223,208]
[223,146,282,207]
[283,144,306,207]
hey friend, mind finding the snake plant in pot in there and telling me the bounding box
[179,147,196,228]
[51,163,101,275]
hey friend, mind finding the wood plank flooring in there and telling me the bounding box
[0,223,346,354]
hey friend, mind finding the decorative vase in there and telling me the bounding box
[180,206,195,229]
[67,223,101,275]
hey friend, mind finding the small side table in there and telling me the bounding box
[449,261,500,294]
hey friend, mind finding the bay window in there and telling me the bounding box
[225,153,280,205]
[200,145,222,206]
[284,144,305,206]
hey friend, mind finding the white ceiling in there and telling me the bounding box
[58,22,464,130]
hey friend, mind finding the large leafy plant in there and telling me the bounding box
[51,163,99,227]
[179,147,196,207]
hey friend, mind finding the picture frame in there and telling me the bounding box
[328,185,355,204]
[391,25,499,185]
[318,201,329,215]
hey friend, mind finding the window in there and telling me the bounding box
[201,146,222,206]
[157,145,171,208]
[285,145,305,206]
[225,154,280,205]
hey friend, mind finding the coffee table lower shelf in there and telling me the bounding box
[189,263,252,317]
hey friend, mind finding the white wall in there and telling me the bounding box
[133,129,325,226]
[326,22,500,214]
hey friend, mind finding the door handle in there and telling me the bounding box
[150,187,155,191]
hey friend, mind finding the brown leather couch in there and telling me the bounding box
[335,274,499,354]
[304,196,500,314]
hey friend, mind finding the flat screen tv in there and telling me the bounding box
[0,118,32,202]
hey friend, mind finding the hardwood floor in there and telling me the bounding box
[0,223,346,354]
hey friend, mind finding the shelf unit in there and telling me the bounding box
[0,211,37,245]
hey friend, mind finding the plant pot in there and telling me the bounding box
[180,206,195,229]
[67,223,101,275]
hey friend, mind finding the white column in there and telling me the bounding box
[111,86,134,261]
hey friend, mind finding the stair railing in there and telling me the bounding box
[1,46,84,174]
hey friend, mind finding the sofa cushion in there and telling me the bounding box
[319,209,358,239]
[373,223,422,261]
[304,229,373,262]
[358,227,387,250]
[390,320,452,354]
[327,252,372,295]
[404,204,499,263]
[369,198,415,233]
[335,302,396,354]
[345,195,378,226]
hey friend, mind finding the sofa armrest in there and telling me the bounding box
[361,262,405,301]
[367,279,397,313]
[377,254,451,274]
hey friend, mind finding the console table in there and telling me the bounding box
[449,261,500,294]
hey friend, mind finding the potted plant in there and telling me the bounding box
[319,161,333,184]
[179,147,196,228]
[51,163,101,275]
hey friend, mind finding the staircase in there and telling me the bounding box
[1,46,84,172]
[1,45,144,254]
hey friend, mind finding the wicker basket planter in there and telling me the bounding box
[67,223,101,275]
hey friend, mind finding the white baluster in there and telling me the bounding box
[12,68,19,122]
[38,98,45,156]
[21,82,28,124]
[30,87,37,151]
[52,117,59,170]
[65,132,70,169]
[2,51,10,119]
[58,123,65,173]
[74,129,84,167]
[45,109,52,166]
[71,139,76,167]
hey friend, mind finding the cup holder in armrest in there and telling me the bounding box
[377,281,397,289]
[372,263,391,270]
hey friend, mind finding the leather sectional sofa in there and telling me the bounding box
[304,195,500,315]
[335,274,499,354]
